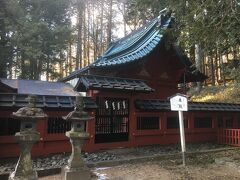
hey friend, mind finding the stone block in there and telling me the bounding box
[61,166,91,180]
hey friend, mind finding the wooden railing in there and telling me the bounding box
[47,117,71,134]
[218,129,240,147]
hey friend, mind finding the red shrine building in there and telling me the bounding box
[0,10,240,158]
[61,10,240,150]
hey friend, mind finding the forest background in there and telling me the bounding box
[0,0,240,98]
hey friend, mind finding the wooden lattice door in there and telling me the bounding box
[95,97,129,143]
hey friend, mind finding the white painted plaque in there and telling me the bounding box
[170,94,188,111]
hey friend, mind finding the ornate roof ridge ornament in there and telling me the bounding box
[157,8,172,28]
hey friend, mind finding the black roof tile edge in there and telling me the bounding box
[135,99,240,112]
[76,75,154,93]
[0,94,97,110]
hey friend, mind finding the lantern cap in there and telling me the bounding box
[63,95,93,121]
[12,95,47,119]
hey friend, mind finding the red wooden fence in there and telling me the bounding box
[218,129,240,147]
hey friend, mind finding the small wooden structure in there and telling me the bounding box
[0,79,96,158]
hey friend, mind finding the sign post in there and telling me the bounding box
[170,93,188,166]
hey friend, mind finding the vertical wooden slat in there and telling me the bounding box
[238,130,240,145]
[218,129,240,147]
[95,97,129,143]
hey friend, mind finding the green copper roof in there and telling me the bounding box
[61,9,173,82]
[91,9,172,68]
[61,9,207,83]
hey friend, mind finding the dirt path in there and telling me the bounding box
[94,161,240,180]
[40,149,240,180]
[40,162,240,180]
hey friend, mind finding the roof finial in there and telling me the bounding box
[158,8,172,27]
[159,8,168,15]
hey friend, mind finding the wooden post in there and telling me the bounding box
[178,111,186,166]
[170,93,188,166]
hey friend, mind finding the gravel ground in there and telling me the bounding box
[0,142,230,175]
[93,154,240,180]
[39,148,240,180]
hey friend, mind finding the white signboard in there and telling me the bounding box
[169,93,188,166]
[170,94,188,111]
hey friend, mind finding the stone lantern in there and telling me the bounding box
[62,95,93,180]
[9,95,47,180]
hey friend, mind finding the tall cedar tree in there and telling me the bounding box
[2,0,72,80]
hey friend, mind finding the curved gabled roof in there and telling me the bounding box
[91,9,173,68]
[61,9,207,83]
[61,9,173,82]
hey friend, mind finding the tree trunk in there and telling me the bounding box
[215,51,219,84]
[0,3,8,78]
[20,52,28,79]
[83,6,87,67]
[123,2,127,36]
[195,44,203,92]
[94,19,99,60]
[87,1,90,64]
[69,43,72,73]
[219,54,226,86]
[59,52,64,79]
[46,56,50,81]
[75,1,85,70]
[36,58,42,80]
[99,0,104,54]
[210,54,215,86]
[107,0,113,45]
[91,2,97,60]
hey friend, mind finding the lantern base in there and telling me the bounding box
[9,171,38,180]
[9,132,39,180]
[61,166,91,180]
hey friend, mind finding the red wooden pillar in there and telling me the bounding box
[159,112,163,130]
[161,112,165,130]
[233,114,238,128]
[35,117,48,156]
[83,90,97,151]
[162,112,167,137]
[128,95,137,147]
[84,111,96,151]
[212,114,218,128]
[188,112,194,130]
[212,114,218,142]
